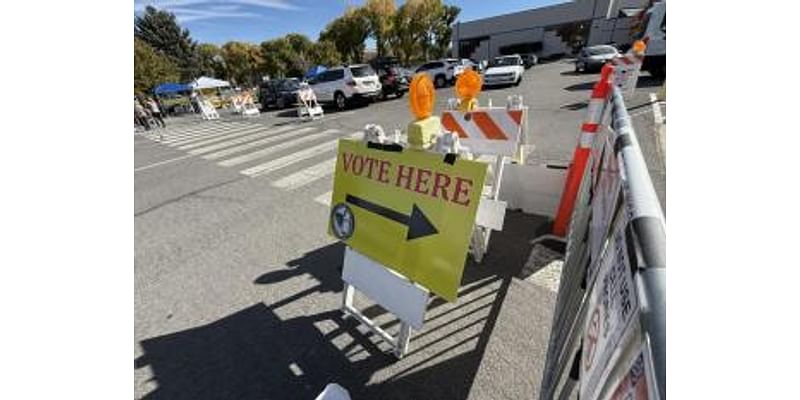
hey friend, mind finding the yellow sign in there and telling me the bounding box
[328,139,488,301]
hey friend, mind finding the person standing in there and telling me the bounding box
[147,97,166,128]
[134,98,150,131]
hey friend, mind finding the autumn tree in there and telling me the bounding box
[196,43,227,78]
[363,0,396,58]
[221,41,263,86]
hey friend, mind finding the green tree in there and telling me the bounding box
[432,4,460,58]
[319,7,370,63]
[260,38,295,78]
[221,41,263,86]
[134,38,180,95]
[390,1,426,64]
[134,6,198,80]
[196,43,227,78]
[310,40,342,67]
[364,0,396,58]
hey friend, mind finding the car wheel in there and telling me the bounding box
[515,76,521,86]
[435,75,446,88]
[396,91,405,98]
[334,92,347,110]
[277,97,285,109]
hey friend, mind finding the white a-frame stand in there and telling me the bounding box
[340,247,428,358]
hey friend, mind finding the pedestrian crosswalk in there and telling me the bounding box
[139,120,359,208]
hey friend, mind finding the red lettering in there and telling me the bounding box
[395,165,415,190]
[365,157,378,180]
[352,155,365,175]
[452,177,473,206]
[431,172,451,201]
[414,168,432,194]
[342,153,354,173]
[377,160,391,183]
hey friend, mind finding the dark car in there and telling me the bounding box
[259,78,300,109]
[374,66,409,99]
[575,45,620,73]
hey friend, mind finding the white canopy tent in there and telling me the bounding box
[189,76,231,90]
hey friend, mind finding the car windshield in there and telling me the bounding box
[587,47,616,56]
[350,66,375,77]
[282,79,299,90]
[491,57,519,67]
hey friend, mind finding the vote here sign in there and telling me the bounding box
[328,139,488,301]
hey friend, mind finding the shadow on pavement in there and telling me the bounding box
[136,211,553,399]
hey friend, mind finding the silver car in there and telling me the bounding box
[575,45,620,73]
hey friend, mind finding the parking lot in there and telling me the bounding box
[134,60,665,399]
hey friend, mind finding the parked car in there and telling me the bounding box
[522,53,539,69]
[482,54,525,87]
[415,60,456,88]
[575,45,620,73]
[374,65,409,99]
[259,78,300,109]
[310,65,382,110]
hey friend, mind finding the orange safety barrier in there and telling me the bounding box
[552,64,614,236]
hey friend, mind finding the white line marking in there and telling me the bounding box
[219,129,340,167]
[168,125,264,146]
[134,154,195,172]
[314,191,332,207]
[243,132,360,177]
[271,157,336,190]
[200,127,316,159]
[158,123,249,142]
[649,93,664,125]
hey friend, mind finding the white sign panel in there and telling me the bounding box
[342,247,429,329]
[589,138,622,277]
[602,342,658,400]
[580,211,639,400]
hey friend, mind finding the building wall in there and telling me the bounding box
[453,0,649,61]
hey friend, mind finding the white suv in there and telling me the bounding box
[310,65,382,110]
[415,60,456,88]
[482,55,525,87]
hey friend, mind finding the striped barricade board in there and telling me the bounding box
[440,107,526,157]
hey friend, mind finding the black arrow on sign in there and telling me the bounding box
[345,194,438,240]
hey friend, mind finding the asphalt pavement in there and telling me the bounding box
[134,60,665,399]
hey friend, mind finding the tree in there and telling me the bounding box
[390,1,426,64]
[134,38,180,95]
[134,6,197,80]
[260,38,295,78]
[363,0,396,58]
[310,40,342,67]
[432,4,460,58]
[319,7,370,63]
[221,41,263,86]
[196,43,227,79]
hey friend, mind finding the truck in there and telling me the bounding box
[637,1,666,79]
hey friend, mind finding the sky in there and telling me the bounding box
[133,0,570,46]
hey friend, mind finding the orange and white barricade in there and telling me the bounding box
[297,83,323,120]
[552,41,647,236]
[440,102,528,262]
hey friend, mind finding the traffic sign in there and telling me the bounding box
[328,139,488,301]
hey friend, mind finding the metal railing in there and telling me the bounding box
[540,86,665,400]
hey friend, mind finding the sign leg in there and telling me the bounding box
[395,322,412,358]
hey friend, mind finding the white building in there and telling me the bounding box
[452,0,651,61]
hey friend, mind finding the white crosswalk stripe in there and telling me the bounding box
[219,129,341,167]
[242,132,361,177]
[142,119,366,207]
[271,157,336,191]
[200,127,316,159]
[158,123,250,141]
[169,124,267,147]
[314,191,332,207]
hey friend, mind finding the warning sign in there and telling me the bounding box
[328,139,488,301]
[604,343,655,400]
[580,210,639,400]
